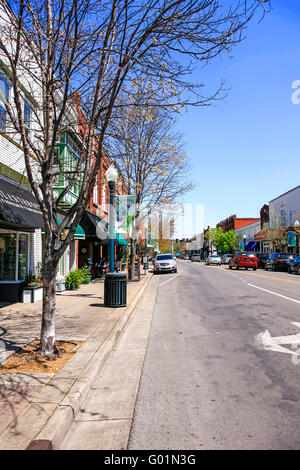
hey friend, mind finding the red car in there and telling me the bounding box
[229,251,258,270]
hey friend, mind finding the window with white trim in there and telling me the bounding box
[102,182,107,212]
[0,74,9,132]
[24,101,31,137]
[93,176,98,205]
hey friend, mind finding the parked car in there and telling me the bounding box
[154,253,177,273]
[182,254,190,260]
[288,256,300,274]
[264,253,294,272]
[229,251,258,270]
[221,254,233,264]
[255,252,269,269]
[191,254,201,262]
[205,255,222,266]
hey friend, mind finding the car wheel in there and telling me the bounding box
[236,264,239,270]
[265,265,268,270]
[253,267,257,271]
[298,267,300,275]
[288,266,292,274]
[272,264,276,271]
[174,269,177,273]
[245,267,248,270]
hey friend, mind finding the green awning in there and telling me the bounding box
[116,232,128,246]
[73,224,85,240]
[42,218,85,240]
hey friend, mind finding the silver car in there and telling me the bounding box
[154,253,177,273]
[205,255,222,266]
[222,254,233,264]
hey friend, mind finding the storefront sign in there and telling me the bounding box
[60,228,70,241]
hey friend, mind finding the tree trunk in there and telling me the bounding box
[129,238,137,281]
[39,246,59,357]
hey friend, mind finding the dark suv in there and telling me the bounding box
[264,253,294,271]
[255,252,269,269]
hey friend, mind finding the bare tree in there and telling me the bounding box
[0,0,267,357]
[108,89,192,278]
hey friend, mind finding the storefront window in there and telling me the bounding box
[18,234,28,280]
[0,233,16,280]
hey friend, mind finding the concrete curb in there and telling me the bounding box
[0,273,153,450]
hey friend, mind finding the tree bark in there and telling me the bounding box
[39,236,59,357]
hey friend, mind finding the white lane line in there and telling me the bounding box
[160,274,181,287]
[247,283,300,305]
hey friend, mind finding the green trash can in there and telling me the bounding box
[104,272,127,307]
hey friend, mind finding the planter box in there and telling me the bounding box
[0,281,25,303]
[82,276,92,284]
[22,286,43,303]
[56,279,66,292]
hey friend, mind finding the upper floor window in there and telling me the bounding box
[102,182,107,212]
[24,101,31,136]
[0,75,9,132]
[93,176,98,205]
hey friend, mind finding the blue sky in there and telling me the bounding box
[177,0,300,235]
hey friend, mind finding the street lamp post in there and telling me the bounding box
[144,224,148,271]
[106,165,118,272]
[104,165,127,308]
[295,219,300,256]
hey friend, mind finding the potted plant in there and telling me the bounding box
[80,264,92,284]
[65,270,82,290]
[22,271,44,303]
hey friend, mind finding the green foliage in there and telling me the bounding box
[80,264,90,277]
[65,267,92,289]
[205,227,238,253]
[24,270,43,287]
[221,230,238,253]
[65,270,83,289]
[24,270,35,285]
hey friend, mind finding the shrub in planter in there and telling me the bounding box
[65,270,82,290]
[24,270,43,288]
[80,265,92,283]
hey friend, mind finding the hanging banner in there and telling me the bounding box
[287,231,296,247]
[115,195,136,235]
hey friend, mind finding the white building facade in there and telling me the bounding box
[269,186,300,229]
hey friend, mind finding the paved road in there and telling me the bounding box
[128,260,300,450]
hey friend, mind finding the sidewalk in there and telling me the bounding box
[0,271,152,450]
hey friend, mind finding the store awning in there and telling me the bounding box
[73,224,85,240]
[80,211,109,244]
[116,232,128,246]
[0,178,44,230]
[245,241,258,251]
[42,217,85,240]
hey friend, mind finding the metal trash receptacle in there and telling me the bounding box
[104,272,127,307]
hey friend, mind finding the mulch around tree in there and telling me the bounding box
[0,340,84,375]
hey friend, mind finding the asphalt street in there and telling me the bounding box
[128,260,300,450]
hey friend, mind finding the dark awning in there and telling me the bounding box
[80,211,109,244]
[0,179,44,230]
